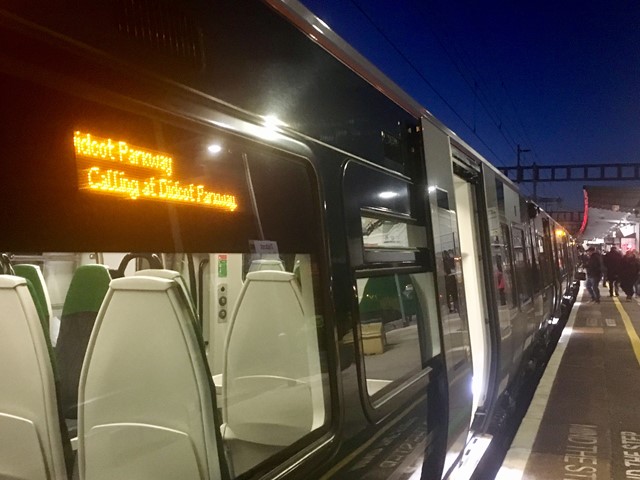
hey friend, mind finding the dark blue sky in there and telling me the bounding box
[299,0,640,210]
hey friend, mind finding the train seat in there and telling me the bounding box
[248,259,285,273]
[0,275,69,480]
[14,264,52,333]
[77,276,222,480]
[134,268,196,318]
[222,271,324,475]
[55,264,111,424]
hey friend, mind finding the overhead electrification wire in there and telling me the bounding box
[348,0,508,166]
[499,81,543,163]
[409,0,520,156]
[428,8,543,168]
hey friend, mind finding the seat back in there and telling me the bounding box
[223,271,323,447]
[78,276,223,480]
[135,269,196,318]
[55,264,111,420]
[14,264,53,332]
[247,259,285,273]
[0,275,68,480]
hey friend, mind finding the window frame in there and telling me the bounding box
[342,159,437,422]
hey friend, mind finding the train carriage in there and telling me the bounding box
[0,1,577,479]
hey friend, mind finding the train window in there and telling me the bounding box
[496,224,517,309]
[6,250,329,477]
[540,222,555,287]
[360,212,428,265]
[536,234,549,287]
[528,231,541,293]
[558,235,568,275]
[361,214,427,250]
[342,161,439,405]
[0,76,332,477]
[355,271,439,398]
[512,227,532,304]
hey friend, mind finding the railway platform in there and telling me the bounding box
[497,285,640,480]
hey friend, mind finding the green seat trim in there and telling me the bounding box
[24,277,50,332]
[61,265,111,316]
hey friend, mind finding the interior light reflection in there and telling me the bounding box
[207,144,223,155]
[262,115,287,129]
[379,191,398,199]
[317,18,330,30]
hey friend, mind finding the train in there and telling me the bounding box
[0,1,579,479]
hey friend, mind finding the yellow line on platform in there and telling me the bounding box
[614,297,640,368]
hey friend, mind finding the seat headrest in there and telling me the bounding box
[61,265,111,317]
[109,275,173,291]
[0,275,26,288]
[245,270,294,282]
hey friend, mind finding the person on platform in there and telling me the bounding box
[585,247,602,303]
[578,247,589,268]
[603,246,622,297]
[619,250,640,301]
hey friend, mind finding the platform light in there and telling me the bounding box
[428,185,437,194]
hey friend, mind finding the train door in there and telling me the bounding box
[421,120,475,476]
[452,168,492,423]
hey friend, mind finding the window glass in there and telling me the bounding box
[355,271,438,398]
[512,227,531,304]
[342,161,438,404]
[6,250,328,477]
[361,215,428,249]
[536,234,547,287]
[528,231,541,293]
[0,76,331,477]
[494,224,516,309]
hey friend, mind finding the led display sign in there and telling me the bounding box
[74,131,237,212]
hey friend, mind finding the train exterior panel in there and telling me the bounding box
[0,1,577,479]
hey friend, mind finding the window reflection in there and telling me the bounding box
[355,272,437,397]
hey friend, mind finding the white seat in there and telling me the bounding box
[77,276,223,480]
[134,269,197,318]
[247,259,285,273]
[0,275,68,480]
[13,263,53,324]
[222,271,324,475]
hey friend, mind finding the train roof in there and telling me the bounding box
[265,0,522,193]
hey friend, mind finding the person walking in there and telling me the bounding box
[603,246,622,297]
[585,247,603,303]
[619,250,640,301]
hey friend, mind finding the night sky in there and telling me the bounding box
[298,0,640,211]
